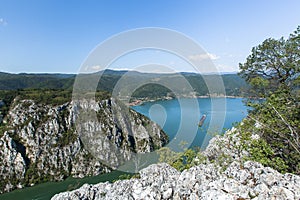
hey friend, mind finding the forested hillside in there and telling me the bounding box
[0,70,248,98]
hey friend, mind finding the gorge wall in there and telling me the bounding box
[0,97,168,193]
[52,128,300,200]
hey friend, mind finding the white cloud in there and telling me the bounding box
[90,65,103,71]
[222,53,234,58]
[216,64,238,72]
[0,18,7,26]
[83,65,104,72]
[188,53,219,61]
[108,66,176,74]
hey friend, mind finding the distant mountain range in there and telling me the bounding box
[0,72,75,90]
[0,70,249,97]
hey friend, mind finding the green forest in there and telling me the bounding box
[0,70,248,99]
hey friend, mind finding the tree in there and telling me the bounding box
[239,26,300,97]
[238,26,300,174]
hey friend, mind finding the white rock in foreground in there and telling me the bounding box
[51,161,300,200]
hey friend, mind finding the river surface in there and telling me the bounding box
[0,171,127,200]
[132,97,249,149]
[0,97,249,200]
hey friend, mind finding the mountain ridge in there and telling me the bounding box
[0,70,248,97]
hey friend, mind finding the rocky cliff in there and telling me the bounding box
[0,97,168,193]
[51,161,300,200]
[51,128,300,200]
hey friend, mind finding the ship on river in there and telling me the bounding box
[198,114,206,127]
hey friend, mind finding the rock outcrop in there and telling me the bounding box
[51,128,300,200]
[0,98,168,193]
[51,161,300,200]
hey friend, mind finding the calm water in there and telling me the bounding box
[1,97,248,200]
[132,98,249,149]
[0,171,127,200]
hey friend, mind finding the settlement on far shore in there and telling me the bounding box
[127,94,249,106]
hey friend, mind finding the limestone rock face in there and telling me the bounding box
[51,161,300,200]
[75,98,168,169]
[0,98,168,193]
[203,127,251,163]
[0,132,27,192]
[51,128,300,200]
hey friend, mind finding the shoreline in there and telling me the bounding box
[128,95,252,106]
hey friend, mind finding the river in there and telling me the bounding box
[0,97,249,200]
[132,97,249,149]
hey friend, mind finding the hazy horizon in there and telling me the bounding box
[0,68,239,75]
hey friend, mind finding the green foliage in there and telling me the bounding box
[157,146,206,171]
[0,72,74,90]
[238,26,300,175]
[249,92,299,173]
[157,147,179,164]
[171,149,199,171]
[55,128,77,147]
[233,120,290,173]
[0,179,11,191]
[248,139,288,173]
[95,91,111,101]
[0,89,111,108]
[132,83,172,99]
[239,26,300,98]
[129,73,248,100]
[112,173,138,183]
[0,70,248,97]
[24,164,36,184]
[117,174,132,180]
[0,125,9,137]
[17,89,72,105]
[0,90,19,119]
[24,163,53,186]
[0,89,72,107]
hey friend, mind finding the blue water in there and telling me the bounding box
[132,98,249,150]
[1,97,248,200]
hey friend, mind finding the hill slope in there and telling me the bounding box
[0,70,248,97]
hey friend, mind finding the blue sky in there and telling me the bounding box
[0,0,300,73]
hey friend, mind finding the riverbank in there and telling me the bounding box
[131,97,249,148]
[0,171,130,200]
[127,95,249,106]
[0,98,249,199]
[51,127,300,199]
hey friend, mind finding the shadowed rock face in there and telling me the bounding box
[75,98,169,169]
[0,98,168,193]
